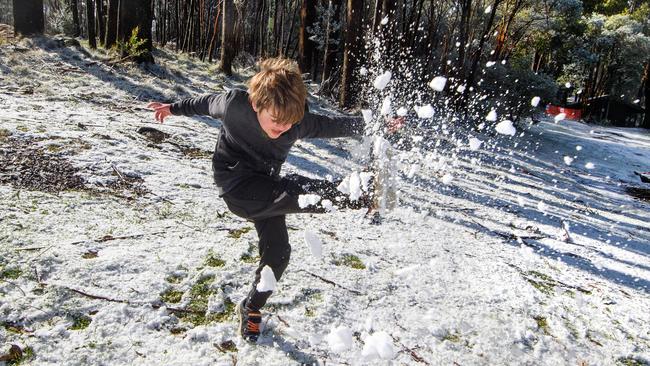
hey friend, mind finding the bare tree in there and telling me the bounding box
[87,0,97,48]
[13,0,44,36]
[298,0,317,76]
[70,0,81,37]
[220,0,236,75]
[340,0,364,108]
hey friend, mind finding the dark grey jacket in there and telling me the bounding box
[170,89,364,195]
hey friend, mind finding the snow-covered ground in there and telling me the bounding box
[1,37,649,365]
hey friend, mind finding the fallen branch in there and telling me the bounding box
[390,335,430,365]
[298,270,363,295]
[52,284,128,303]
[0,279,26,296]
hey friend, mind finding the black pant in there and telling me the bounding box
[222,174,368,311]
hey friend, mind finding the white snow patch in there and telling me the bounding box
[361,109,374,123]
[327,325,353,353]
[441,174,454,185]
[585,162,595,169]
[469,138,482,151]
[495,120,516,136]
[396,107,408,117]
[563,156,574,165]
[298,194,321,208]
[429,76,447,92]
[256,266,276,292]
[415,104,434,119]
[380,95,392,116]
[362,331,396,360]
[486,110,497,122]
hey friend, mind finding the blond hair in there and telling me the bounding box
[248,58,307,125]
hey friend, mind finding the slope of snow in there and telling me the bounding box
[1,37,649,365]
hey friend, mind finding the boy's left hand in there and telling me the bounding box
[387,116,405,134]
[147,102,172,123]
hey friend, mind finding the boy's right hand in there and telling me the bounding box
[147,102,172,123]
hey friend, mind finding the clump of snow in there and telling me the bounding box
[380,16,389,25]
[585,162,595,169]
[456,85,466,93]
[415,104,434,119]
[441,174,454,185]
[484,5,492,13]
[359,67,368,76]
[537,201,548,213]
[486,110,497,122]
[362,331,396,360]
[321,199,335,212]
[380,95,392,116]
[531,96,541,107]
[469,138,482,151]
[373,71,392,90]
[361,109,374,123]
[396,107,408,117]
[486,61,496,67]
[359,172,373,192]
[554,113,566,122]
[298,194,321,208]
[495,120,516,136]
[428,76,447,92]
[327,325,353,353]
[517,196,526,206]
[349,171,362,201]
[576,145,583,151]
[256,265,276,292]
[563,156,574,165]
[337,176,350,195]
[304,230,323,259]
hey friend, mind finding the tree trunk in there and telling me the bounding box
[208,0,222,62]
[340,0,364,108]
[118,0,154,62]
[105,0,118,48]
[96,0,106,46]
[321,0,342,85]
[87,0,97,48]
[70,0,81,37]
[642,59,650,129]
[13,0,44,36]
[299,0,317,76]
[220,0,236,75]
[455,0,472,77]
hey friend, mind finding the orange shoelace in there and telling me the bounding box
[247,319,260,333]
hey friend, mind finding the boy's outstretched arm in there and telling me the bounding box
[297,112,405,139]
[147,91,233,123]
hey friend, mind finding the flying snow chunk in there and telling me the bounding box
[563,156,574,165]
[396,107,408,117]
[361,109,374,123]
[517,196,526,206]
[495,120,516,136]
[415,104,435,119]
[362,331,396,360]
[469,138,482,151]
[380,16,389,25]
[327,326,353,353]
[374,71,392,90]
[441,174,454,185]
[486,61,496,67]
[531,96,541,107]
[633,99,640,104]
[429,76,447,92]
[359,67,368,76]
[407,164,420,178]
[337,176,351,195]
[565,82,571,88]
[486,109,497,121]
[359,171,373,192]
[304,230,323,259]
[456,85,466,93]
[321,199,334,212]
[380,96,392,116]
[349,171,362,201]
[256,266,276,292]
[585,162,595,169]
[576,145,583,151]
[554,113,566,122]
[537,201,548,213]
[298,194,321,208]
[484,5,492,13]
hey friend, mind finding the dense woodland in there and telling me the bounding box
[2,0,648,127]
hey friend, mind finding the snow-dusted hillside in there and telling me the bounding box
[1,37,649,365]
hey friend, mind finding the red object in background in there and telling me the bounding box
[546,105,582,120]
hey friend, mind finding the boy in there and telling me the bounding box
[148,58,401,343]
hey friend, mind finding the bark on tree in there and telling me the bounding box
[220,0,236,75]
[321,0,342,85]
[13,0,44,36]
[87,0,97,48]
[340,0,364,108]
[96,0,106,46]
[70,0,81,37]
[299,0,317,76]
[642,59,650,129]
[105,0,118,48]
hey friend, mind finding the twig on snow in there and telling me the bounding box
[51,284,128,303]
[298,269,364,295]
[0,279,26,296]
[390,334,430,365]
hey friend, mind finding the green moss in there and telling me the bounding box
[240,242,259,263]
[525,271,556,295]
[333,254,365,269]
[0,128,11,139]
[216,340,238,353]
[616,357,648,366]
[534,316,550,335]
[175,276,237,326]
[442,331,462,343]
[46,144,62,153]
[170,327,186,335]
[161,289,184,304]
[16,126,29,132]
[204,251,226,267]
[305,307,316,317]
[68,314,92,330]
[228,227,252,239]
[1,267,23,279]
[8,346,34,366]
[166,274,183,284]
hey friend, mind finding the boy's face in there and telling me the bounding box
[254,105,293,139]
